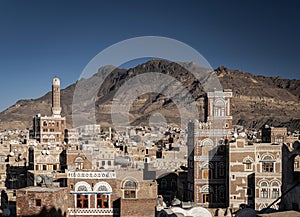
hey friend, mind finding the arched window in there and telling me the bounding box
[201,185,213,203]
[49,135,55,142]
[77,185,88,191]
[260,181,269,198]
[202,162,214,179]
[75,157,84,169]
[271,181,280,198]
[74,182,91,209]
[243,157,253,171]
[93,182,112,208]
[46,156,54,163]
[274,135,283,143]
[201,138,213,147]
[214,99,225,117]
[43,121,47,127]
[123,179,138,199]
[37,156,44,163]
[261,155,275,173]
[75,182,92,192]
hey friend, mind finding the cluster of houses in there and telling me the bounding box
[0,78,299,217]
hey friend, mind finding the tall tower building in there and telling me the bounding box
[187,89,232,208]
[30,77,66,146]
[51,77,62,117]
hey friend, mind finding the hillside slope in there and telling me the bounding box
[0,60,299,132]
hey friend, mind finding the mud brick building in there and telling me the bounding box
[229,138,282,210]
[16,187,68,216]
[67,170,157,217]
[30,77,66,146]
[187,89,233,208]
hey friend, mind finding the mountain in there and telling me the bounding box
[0,60,299,132]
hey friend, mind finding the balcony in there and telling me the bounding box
[68,208,119,216]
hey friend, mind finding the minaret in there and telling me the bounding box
[51,77,62,117]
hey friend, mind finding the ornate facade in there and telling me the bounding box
[187,89,232,208]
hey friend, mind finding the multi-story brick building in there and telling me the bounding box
[187,89,233,208]
[67,169,157,217]
[15,77,158,217]
[186,88,300,212]
[229,126,300,211]
[229,137,282,211]
[16,187,68,216]
[30,77,66,146]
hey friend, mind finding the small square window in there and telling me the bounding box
[36,199,42,206]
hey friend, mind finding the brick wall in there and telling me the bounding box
[16,187,68,217]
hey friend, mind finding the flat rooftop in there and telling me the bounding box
[17,186,66,193]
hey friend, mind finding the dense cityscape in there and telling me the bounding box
[1,1,300,217]
[0,76,299,217]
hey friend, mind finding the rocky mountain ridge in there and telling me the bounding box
[0,60,299,132]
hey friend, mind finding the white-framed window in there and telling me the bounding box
[274,136,283,143]
[214,99,225,117]
[260,181,269,198]
[261,155,275,173]
[201,138,213,147]
[75,157,84,169]
[202,162,214,179]
[243,157,253,171]
[271,181,280,198]
[74,181,92,209]
[94,182,112,208]
[123,179,138,199]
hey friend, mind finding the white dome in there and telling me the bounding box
[52,77,60,86]
[171,207,212,217]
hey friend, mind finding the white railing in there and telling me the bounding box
[68,208,119,215]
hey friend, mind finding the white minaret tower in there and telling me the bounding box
[51,77,62,117]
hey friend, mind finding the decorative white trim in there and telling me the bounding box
[75,181,92,192]
[68,171,116,179]
[68,208,119,216]
[93,181,112,192]
[207,91,232,98]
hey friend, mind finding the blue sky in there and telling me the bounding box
[0,0,299,112]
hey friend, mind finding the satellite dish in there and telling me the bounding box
[234,133,238,138]
[42,150,46,155]
[46,150,50,155]
[36,175,43,184]
[9,152,14,157]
